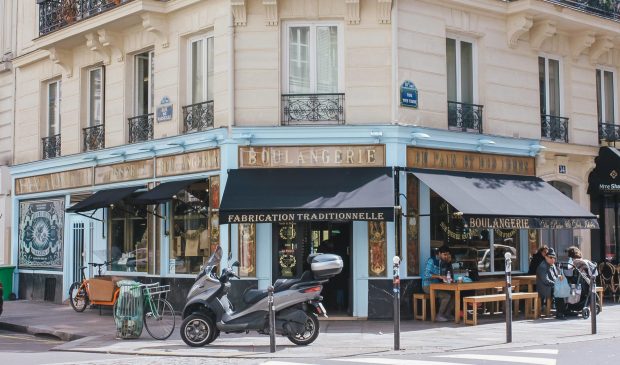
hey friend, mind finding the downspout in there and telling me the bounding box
[391,0,398,124]
[227,6,235,136]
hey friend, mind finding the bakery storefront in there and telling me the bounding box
[219,145,396,317]
[12,144,222,308]
[403,147,599,282]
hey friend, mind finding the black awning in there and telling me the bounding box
[412,170,599,229]
[66,186,141,213]
[219,167,395,223]
[588,147,620,195]
[133,178,204,205]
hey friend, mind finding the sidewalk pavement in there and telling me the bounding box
[1,299,619,360]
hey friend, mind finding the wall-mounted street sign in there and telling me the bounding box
[400,80,418,108]
[156,96,173,122]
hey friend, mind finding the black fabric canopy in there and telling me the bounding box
[588,147,620,195]
[219,167,394,223]
[133,178,204,205]
[412,170,599,229]
[66,186,141,213]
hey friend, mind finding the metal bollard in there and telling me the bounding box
[268,285,276,352]
[504,252,512,343]
[393,256,401,351]
[590,271,597,335]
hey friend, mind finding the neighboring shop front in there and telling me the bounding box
[11,133,224,308]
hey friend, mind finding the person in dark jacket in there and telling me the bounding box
[528,245,548,275]
[536,248,567,320]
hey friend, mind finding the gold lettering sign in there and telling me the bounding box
[95,159,153,185]
[156,149,220,177]
[239,145,385,168]
[468,217,530,229]
[224,212,387,223]
[407,147,535,176]
[16,168,93,195]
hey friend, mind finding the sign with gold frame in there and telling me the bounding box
[239,145,386,168]
[95,159,154,185]
[156,148,220,177]
[16,168,93,195]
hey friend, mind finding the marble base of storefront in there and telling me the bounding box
[19,272,64,304]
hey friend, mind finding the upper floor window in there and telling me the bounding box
[189,35,214,104]
[88,67,104,126]
[135,50,154,116]
[284,23,342,94]
[446,37,475,104]
[597,68,616,124]
[47,80,61,136]
[538,56,561,117]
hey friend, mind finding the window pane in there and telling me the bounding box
[289,27,310,93]
[239,224,256,277]
[460,41,473,104]
[539,57,546,115]
[109,204,149,273]
[48,82,59,136]
[89,68,103,126]
[446,38,457,102]
[492,230,520,272]
[596,70,602,123]
[548,59,560,116]
[171,181,211,274]
[604,71,615,124]
[369,221,387,277]
[207,37,214,102]
[191,40,204,104]
[316,26,338,93]
[136,53,150,115]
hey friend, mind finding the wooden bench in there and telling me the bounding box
[412,293,430,320]
[536,286,605,318]
[463,292,539,325]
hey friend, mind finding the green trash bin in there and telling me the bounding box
[114,280,144,339]
[0,266,15,301]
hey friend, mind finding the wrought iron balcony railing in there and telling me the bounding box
[541,114,569,142]
[282,93,345,125]
[38,0,135,36]
[83,124,105,152]
[447,101,484,133]
[42,134,61,159]
[128,113,154,143]
[182,100,214,133]
[543,0,620,22]
[599,122,620,142]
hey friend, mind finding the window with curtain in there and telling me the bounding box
[47,80,61,136]
[286,24,340,94]
[539,56,561,116]
[189,36,214,104]
[88,67,104,126]
[596,69,616,124]
[446,37,474,104]
[135,50,154,115]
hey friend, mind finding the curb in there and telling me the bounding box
[0,320,82,342]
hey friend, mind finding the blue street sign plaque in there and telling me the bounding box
[156,96,173,122]
[400,80,418,108]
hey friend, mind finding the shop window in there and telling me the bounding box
[109,204,150,273]
[368,221,387,277]
[238,223,256,277]
[171,180,212,274]
[406,175,419,276]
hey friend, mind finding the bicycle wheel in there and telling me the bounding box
[69,282,89,312]
[144,298,176,340]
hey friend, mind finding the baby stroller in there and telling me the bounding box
[564,258,601,319]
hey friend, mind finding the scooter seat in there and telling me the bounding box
[243,289,269,304]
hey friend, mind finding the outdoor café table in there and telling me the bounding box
[430,279,520,324]
[515,275,536,293]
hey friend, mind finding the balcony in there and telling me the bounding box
[541,114,569,143]
[542,0,620,22]
[38,0,135,37]
[83,124,105,151]
[447,101,484,134]
[42,134,61,159]
[281,93,345,125]
[599,122,620,142]
[128,113,153,143]
[182,101,214,133]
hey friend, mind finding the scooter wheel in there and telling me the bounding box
[582,307,590,319]
[287,312,320,346]
[181,313,216,347]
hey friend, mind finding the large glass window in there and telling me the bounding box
[539,56,561,116]
[286,24,340,93]
[88,67,104,126]
[189,36,214,104]
[47,80,61,136]
[597,69,616,124]
[135,50,154,115]
[109,204,150,273]
[446,37,474,104]
[540,181,574,262]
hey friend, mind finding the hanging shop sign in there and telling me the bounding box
[15,168,93,195]
[156,148,220,177]
[18,198,65,269]
[407,147,535,176]
[239,145,386,168]
[95,159,154,185]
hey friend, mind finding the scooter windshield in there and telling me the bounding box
[206,246,223,268]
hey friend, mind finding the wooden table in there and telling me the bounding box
[515,275,536,293]
[430,279,520,324]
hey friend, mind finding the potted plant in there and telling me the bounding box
[61,0,77,24]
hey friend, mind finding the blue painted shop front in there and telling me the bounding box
[9,125,542,318]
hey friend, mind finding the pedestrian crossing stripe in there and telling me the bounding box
[333,359,470,365]
[437,354,556,365]
[514,349,559,355]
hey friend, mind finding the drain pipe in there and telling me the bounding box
[227,6,235,136]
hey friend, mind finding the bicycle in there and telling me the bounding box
[69,261,119,312]
[114,282,176,340]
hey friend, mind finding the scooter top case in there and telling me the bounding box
[309,253,343,280]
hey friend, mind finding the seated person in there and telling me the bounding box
[536,248,567,320]
[528,245,548,275]
[422,245,454,322]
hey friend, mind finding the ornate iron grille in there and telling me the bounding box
[599,122,620,142]
[128,113,154,143]
[447,101,483,133]
[38,0,136,36]
[42,134,61,159]
[541,114,569,142]
[282,93,345,125]
[182,100,214,133]
[83,124,105,151]
[543,0,620,22]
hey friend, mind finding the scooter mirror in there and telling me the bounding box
[232,261,240,268]
[228,251,233,261]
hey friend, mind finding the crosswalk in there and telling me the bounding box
[261,348,559,365]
